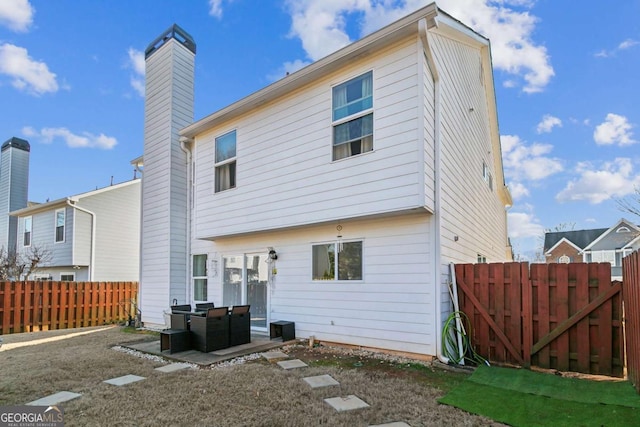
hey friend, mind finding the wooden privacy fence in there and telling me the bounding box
[454,262,624,377]
[623,251,640,393]
[0,281,138,334]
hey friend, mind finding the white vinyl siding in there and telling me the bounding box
[193,36,422,240]
[140,36,194,324]
[202,213,434,355]
[430,32,509,266]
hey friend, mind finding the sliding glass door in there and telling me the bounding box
[222,253,269,331]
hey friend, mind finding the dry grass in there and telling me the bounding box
[0,326,502,426]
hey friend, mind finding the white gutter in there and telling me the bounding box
[420,16,448,364]
[179,136,193,304]
[66,200,96,281]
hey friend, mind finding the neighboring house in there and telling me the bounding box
[139,4,513,359]
[10,179,141,282]
[0,137,30,252]
[544,218,640,280]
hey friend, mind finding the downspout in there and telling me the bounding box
[420,16,448,364]
[66,199,96,281]
[180,136,193,304]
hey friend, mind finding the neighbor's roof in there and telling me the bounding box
[543,228,609,252]
[179,3,487,139]
[9,179,140,217]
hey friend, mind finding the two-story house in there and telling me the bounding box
[139,4,512,359]
[11,179,141,282]
[544,218,640,280]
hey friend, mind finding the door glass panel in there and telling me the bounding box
[246,254,268,328]
[222,255,243,307]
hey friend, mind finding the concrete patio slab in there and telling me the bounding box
[324,395,370,412]
[277,359,308,369]
[103,374,145,386]
[369,422,411,427]
[262,351,289,361]
[155,363,192,373]
[26,391,82,406]
[303,374,340,388]
[124,334,284,366]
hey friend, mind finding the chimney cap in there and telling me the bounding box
[145,24,196,59]
[2,137,30,152]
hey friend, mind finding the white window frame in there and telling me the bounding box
[214,130,237,193]
[483,162,493,191]
[331,71,374,161]
[558,255,571,264]
[193,254,208,302]
[54,208,65,243]
[590,250,616,266]
[312,240,364,281]
[23,216,32,247]
[477,254,487,264]
[616,226,630,233]
[60,272,75,281]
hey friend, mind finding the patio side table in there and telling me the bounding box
[270,321,295,342]
[160,329,189,354]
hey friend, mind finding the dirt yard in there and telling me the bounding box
[0,326,502,426]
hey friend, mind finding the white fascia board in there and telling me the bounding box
[545,237,583,256]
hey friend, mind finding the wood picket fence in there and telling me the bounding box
[623,251,640,393]
[0,281,138,334]
[455,262,624,377]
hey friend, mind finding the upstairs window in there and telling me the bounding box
[477,254,487,264]
[332,71,373,160]
[24,216,32,247]
[55,209,65,243]
[483,162,493,191]
[312,241,363,281]
[215,130,236,192]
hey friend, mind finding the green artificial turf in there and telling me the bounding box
[439,365,640,427]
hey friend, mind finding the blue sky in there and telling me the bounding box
[1,0,639,259]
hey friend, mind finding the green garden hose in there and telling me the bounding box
[442,310,489,366]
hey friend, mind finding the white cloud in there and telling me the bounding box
[555,158,640,204]
[22,126,117,150]
[536,114,562,134]
[284,0,554,93]
[0,43,58,95]
[508,181,530,199]
[209,0,224,18]
[127,48,145,97]
[508,211,544,238]
[595,38,639,58]
[593,113,636,146]
[0,0,34,32]
[501,134,563,181]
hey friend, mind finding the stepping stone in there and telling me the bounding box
[369,423,411,427]
[103,374,145,386]
[277,359,308,369]
[262,351,289,360]
[155,363,192,373]
[26,391,82,406]
[303,374,340,388]
[324,395,370,412]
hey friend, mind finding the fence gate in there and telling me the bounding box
[455,262,624,377]
[623,251,640,393]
